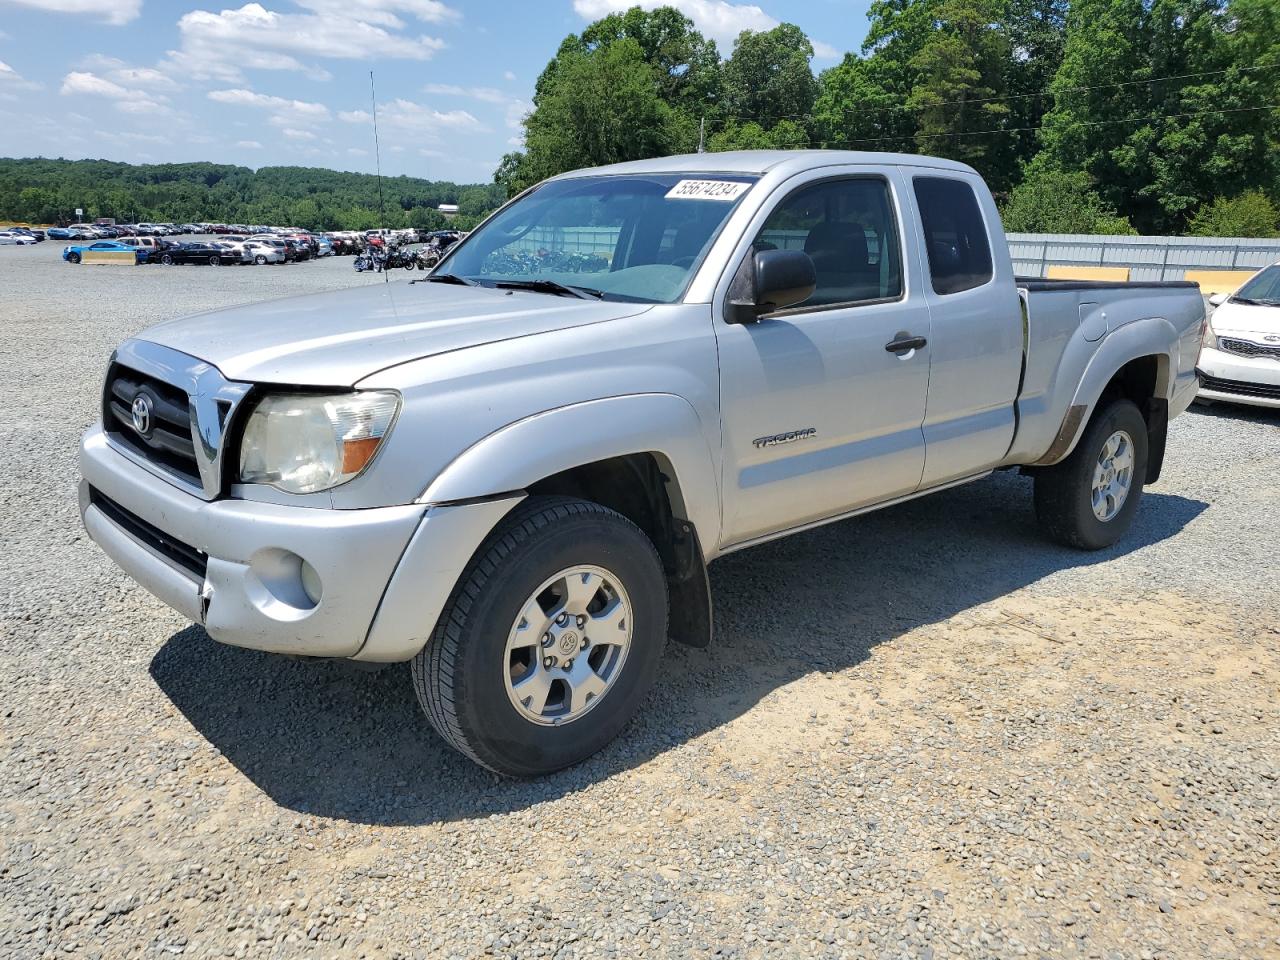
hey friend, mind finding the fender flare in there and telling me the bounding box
[419,393,722,551]
[1036,317,1175,465]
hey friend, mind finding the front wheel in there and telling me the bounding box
[412,497,668,777]
[208,255,221,266]
[1034,398,1149,550]
[66,252,81,264]
[254,254,267,265]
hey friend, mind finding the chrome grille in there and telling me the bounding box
[101,340,252,499]
[104,363,201,486]
[1219,337,1280,360]
[1200,374,1280,401]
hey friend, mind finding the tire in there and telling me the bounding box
[255,255,267,265]
[160,254,174,266]
[66,252,80,264]
[208,255,221,266]
[1034,398,1148,550]
[412,496,668,777]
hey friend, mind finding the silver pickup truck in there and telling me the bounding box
[80,151,1205,776]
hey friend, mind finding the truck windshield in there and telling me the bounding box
[435,174,757,303]
[1232,265,1280,305]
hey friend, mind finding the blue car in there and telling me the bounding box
[47,227,75,240]
[63,240,147,264]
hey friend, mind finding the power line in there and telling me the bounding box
[699,62,1277,130]
[769,102,1280,151]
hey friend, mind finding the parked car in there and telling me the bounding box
[243,240,285,264]
[0,230,37,245]
[282,237,311,261]
[118,236,161,255]
[78,151,1205,776]
[150,241,236,266]
[1197,261,1280,408]
[4,226,44,242]
[315,237,333,257]
[62,240,147,263]
[46,227,75,240]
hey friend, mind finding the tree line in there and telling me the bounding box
[0,158,504,231]
[498,0,1280,237]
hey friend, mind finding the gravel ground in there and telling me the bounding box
[1,240,1278,960]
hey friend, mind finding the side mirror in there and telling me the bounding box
[726,249,817,324]
[1207,292,1227,307]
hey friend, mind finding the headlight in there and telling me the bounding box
[1201,312,1217,350]
[238,391,400,494]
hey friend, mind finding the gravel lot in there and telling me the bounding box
[1,240,1277,960]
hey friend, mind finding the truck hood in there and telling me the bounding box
[1212,300,1280,340]
[137,281,653,385]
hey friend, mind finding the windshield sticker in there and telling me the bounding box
[665,180,751,201]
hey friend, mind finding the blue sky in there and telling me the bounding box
[0,0,873,184]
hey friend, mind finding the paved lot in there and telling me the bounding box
[1,240,1278,959]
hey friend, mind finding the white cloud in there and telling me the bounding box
[209,87,329,118]
[503,70,516,82]
[3,0,141,26]
[0,60,40,90]
[81,55,168,86]
[338,97,482,135]
[281,127,318,140]
[572,0,837,58]
[236,139,263,148]
[347,146,368,155]
[293,0,459,27]
[60,70,167,113]
[168,3,447,81]
[422,83,509,104]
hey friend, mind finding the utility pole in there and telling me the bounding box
[697,116,706,153]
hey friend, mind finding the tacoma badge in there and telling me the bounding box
[753,427,817,449]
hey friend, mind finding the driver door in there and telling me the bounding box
[714,168,932,547]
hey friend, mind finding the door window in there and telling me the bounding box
[754,178,903,310]
[912,177,993,295]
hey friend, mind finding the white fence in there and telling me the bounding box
[1007,233,1280,281]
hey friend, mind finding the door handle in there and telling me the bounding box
[885,334,927,354]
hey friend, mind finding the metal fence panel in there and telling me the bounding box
[1008,233,1280,280]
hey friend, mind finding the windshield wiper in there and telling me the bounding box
[1228,296,1275,306]
[413,272,478,286]
[492,278,605,300]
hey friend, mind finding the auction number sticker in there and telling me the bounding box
[665,179,751,201]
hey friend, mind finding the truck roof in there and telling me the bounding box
[549,149,980,181]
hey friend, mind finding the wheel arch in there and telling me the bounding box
[1035,319,1175,482]
[420,394,722,648]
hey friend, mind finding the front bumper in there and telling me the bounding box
[79,425,521,661]
[1197,345,1280,409]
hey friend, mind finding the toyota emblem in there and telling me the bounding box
[130,394,154,437]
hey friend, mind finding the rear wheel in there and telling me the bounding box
[160,253,175,266]
[208,255,221,266]
[1034,398,1148,550]
[255,254,267,265]
[412,496,668,776]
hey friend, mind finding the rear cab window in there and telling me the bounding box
[912,176,993,295]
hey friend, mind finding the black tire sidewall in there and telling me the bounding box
[443,506,667,776]
[1055,399,1149,549]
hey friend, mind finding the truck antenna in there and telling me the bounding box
[370,70,389,283]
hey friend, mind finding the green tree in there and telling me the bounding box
[1000,166,1135,233]
[905,0,1014,182]
[708,119,808,152]
[498,37,680,194]
[1188,190,1280,238]
[721,23,819,130]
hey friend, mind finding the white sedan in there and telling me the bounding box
[0,230,37,245]
[243,240,285,264]
[1198,262,1280,409]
